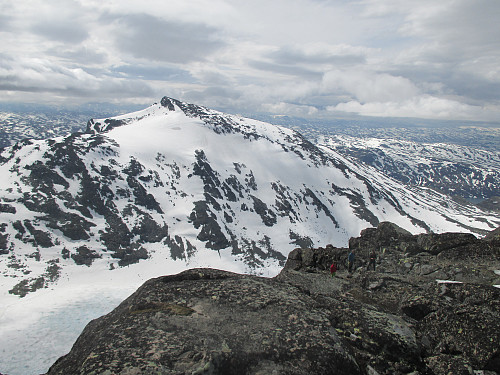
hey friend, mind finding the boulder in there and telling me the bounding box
[47,269,361,375]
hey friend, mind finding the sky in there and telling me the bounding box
[1,0,500,121]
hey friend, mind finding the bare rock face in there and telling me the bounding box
[47,269,361,375]
[277,223,500,375]
[47,223,500,375]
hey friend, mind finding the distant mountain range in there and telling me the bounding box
[1,97,499,299]
[323,135,500,202]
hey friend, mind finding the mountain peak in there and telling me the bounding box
[85,96,236,136]
[1,96,499,299]
[160,96,177,111]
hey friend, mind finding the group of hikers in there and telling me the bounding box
[330,249,377,277]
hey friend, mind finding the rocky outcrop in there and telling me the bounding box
[47,223,500,375]
[47,269,361,375]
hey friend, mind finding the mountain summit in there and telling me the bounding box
[0,96,499,297]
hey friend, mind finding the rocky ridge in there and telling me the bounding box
[47,222,500,375]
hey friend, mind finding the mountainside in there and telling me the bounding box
[323,135,500,201]
[1,97,499,300]
[46,222,500,375]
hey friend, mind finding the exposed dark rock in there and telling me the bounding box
[484,225,500,241]
[416,232,478,255]
[126,207,169,243]
[47,223,500,375]
[45,211,95,241]
[25,161,69,189]
[164,234,197,260]
[330,184,380,227]
[99,208,133,253]
[86,118,126,133]
[192,149,223,200]
[160,96,176,111]
[113,244,149,267]
[23,219,54,248]
[71,245,101,266]
[0,223,8,254]
[250,195,277,227]
[123,157,145,177]
[126,175,163,213]
[9,259,61,297]
[477,196,500,213]
[288,231,314,249]
[0,202,16,214]
[189,200,230,250]
[304,187,340,228]
[61,248,70,259]
[272,182,300,222]
[331,141,500,201]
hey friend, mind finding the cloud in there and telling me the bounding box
[111,65,196,83]
[0,56,154,102]
[372,1,500,88]
[328,95,493,121]
[0,14,11,31]
[261,101,319,116]
[248,60,322,80]
[268,44,368,67]
[109,14,225,63]
[48,47,108,66]
[321,70,419,103]
[31,21,89,44]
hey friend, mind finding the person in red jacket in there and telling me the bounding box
[330,262,337,277]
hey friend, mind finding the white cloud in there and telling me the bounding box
[0,57,154,104]
[261,102,319,117]
[321,70,419,103]
[328,95,496,121]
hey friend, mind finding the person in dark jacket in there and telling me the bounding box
[367,250,376,271]
[348,250,355,273]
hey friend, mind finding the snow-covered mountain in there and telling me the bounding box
[322,135,500,201]
[1,96,500,375]
[1,97,499,299]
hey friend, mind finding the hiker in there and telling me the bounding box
[367,249,376,271]
[330,262,337,277]
[348,250,355,273]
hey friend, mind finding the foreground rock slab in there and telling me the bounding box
[47,222,500,375]
[47,269,361,375]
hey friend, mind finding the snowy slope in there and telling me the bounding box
[1,97,499,374]
[323,135,500,200]
[1,97,499,295]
